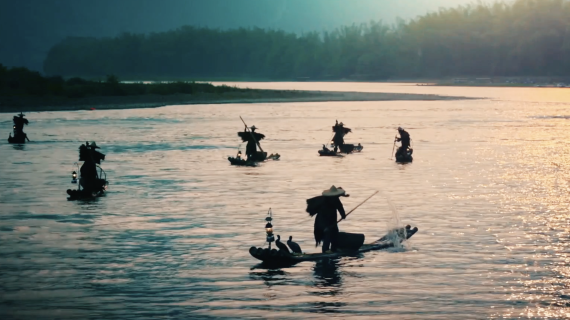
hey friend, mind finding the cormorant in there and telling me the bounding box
[287,236,302,254]
[275,235,290,254]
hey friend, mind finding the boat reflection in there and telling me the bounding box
[12,144,25,151]
[249,268,291,288]
[313,258,342,289]
[310,258,347,313]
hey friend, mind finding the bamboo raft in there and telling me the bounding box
[249,225,418,266]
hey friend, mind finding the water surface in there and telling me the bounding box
[2,84,570,319]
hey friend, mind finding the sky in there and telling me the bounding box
[0,0,475,71]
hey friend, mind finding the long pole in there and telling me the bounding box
[390,135,397,159]
[338,191,379,223]
[239,116,264,153]
[325,133,334,146]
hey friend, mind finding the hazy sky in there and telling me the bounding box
[0,0,475,71]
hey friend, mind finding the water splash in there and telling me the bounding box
[384,196,407,250]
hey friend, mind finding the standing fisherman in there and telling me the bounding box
[238,125,265,161]
[9,112,30,142]
[306,186,350,253]
[332,121,351,153]
[78,142,106,194]
[395,127,411,158]
[13,113,28,133]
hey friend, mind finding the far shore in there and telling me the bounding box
[0,90,473,113]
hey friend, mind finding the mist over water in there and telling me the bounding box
[2,84,570,319]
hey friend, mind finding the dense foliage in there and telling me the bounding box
[43,0,570,79]
[0,64,243,98]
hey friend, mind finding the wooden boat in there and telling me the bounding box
[228,156,256,167]
[338,144,364,154]
[8,133,27,144]
[249,225,418,266]
[319,144,362,156]
[66,189,105,201]
[228,151,273,166]
[267,153,280,160]
[67,166,108,201]
[318,149,339,156]
[395,149,413,163]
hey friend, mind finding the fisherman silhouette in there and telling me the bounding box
[306,186,350,253]
[78,142,106,194]
[13,112,28,130]
[237,125,265,161]
[8,112,30,143]
[331,121,351,153]
[395,127,411,158]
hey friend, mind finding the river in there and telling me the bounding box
[1,83,570,319]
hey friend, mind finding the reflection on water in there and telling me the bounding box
[311,259,345,314]
[11,143,25,151]
[250,268,290,288]
[2,85,570,319]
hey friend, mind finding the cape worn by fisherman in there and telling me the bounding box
[395,127,411,157]
[78,142,106,194]
[306,186,349,253]
[237,125,265,161]
[332,120,351,153]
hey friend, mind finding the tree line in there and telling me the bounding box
[43,0,570,79]
[0,64,246,98]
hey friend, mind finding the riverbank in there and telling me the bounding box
[431,83,570,88]
[0,89,472,113]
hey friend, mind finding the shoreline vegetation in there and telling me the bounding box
[43,0,570,81]
[0,65,472,113]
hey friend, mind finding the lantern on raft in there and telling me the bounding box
[71,171,78,184]
[265,208,275,249]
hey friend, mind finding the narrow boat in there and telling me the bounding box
[228,151,274,166]
[318,144,362,156]
[318,149,339,156]
[395,149,413,163]
[8,134,27,144]
[66,188,106,201]
[67,166,108,200]
[228,156,257,167]
[336,143,364,154]
[249,225,418,266]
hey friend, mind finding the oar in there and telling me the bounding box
[338,190,379,223]
[239,116,264,153]
[390,135,397,159]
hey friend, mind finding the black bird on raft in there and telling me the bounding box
[287,236,302,254]
[275,235,290,254]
